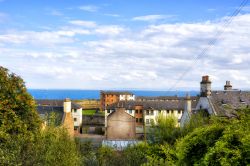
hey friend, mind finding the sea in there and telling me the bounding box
[28,89,199,100]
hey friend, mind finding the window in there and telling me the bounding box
[139,110,142,114]
[74,118,77,122]
[146,110,149,115]
[150,110,154,115]
[178,110,181,114]
[74,109,77,113]
[159,110,161,114]
[135,110,138,114]
[146,119,150,124]
[167,110,170,114]
[107,110,110,113]
[139,118,143,123]
[136,118,139,122]
[129,110,132,114]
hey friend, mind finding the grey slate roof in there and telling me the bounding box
[136,96,197,101]
[210,90,250,117]
[35,99,82,109]
[107,97,198,110]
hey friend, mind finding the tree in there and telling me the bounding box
[0,66,81,165]
[0,66,41,132]
[148,114,181,144]
[175,108,250,165]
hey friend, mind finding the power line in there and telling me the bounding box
[168,0,249,91]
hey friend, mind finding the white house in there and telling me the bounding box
[180,76,250,127]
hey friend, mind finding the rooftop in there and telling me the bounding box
[107,97,199,110]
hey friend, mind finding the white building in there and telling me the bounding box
[36,98,83,131]
[180,76,250,127]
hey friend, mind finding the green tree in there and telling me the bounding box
[0,66,81,165]
[0,66,41,132]
[149,114,181,144]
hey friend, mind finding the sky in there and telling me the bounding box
[0,0,250,90]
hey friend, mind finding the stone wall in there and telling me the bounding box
[106,108,136,140]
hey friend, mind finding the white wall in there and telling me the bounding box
[119,94,135,101]
[144,110,183,126]
[195,97,214,115]
[72,108,82,127]
[105,109,115,127]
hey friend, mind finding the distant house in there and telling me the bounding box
[105,97,198,138]
[106,107,136,140]
[180,76,250,127]
[100,91,135,111]
[36,98,83,134]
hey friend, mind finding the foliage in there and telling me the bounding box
[0,66,41,132]
[176,124,225,165]
[1,66,250,165]
[181,110,210,136]
[97,146,123,166]
[0,66,80,165]
[82,109,97,116]
[175,108,250,165]
[0,126,80,166]
[148,114,181,144]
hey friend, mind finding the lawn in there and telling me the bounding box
[82,109,105,116]
[82,109,97,115]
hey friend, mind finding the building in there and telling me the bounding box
[105,97,198,138]
[100,91,135,111]
[36,98,83,132]
[106,107,136,140]
[180,76,250,127]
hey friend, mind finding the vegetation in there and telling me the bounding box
[1,66,250,165]
[82,109,97,115]
[82,109,104,116]
[0,66,80,165]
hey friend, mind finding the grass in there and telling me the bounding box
[82,109,105,116]
[82,110,97,115]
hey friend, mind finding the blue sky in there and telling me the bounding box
[0,0,250,90]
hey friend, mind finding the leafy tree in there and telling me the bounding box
[0,66,41,132]
[176,124,225,165]
[0,66,80,165]
[149,114,181,144]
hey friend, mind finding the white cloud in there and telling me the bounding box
[104,13,120,17]
[1,13,250,89]
[94,25,125,36]
[79,5,99,12]
[69,20,97,28]
[132,14,174,22]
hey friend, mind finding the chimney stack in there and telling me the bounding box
[224,81,232,90]
[184,93,192,114]
[63,98,71,113]
[200,75,212,97]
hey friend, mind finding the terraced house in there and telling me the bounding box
[180,76,250,127]
[105,97,198,139]
[36,98,83,135]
